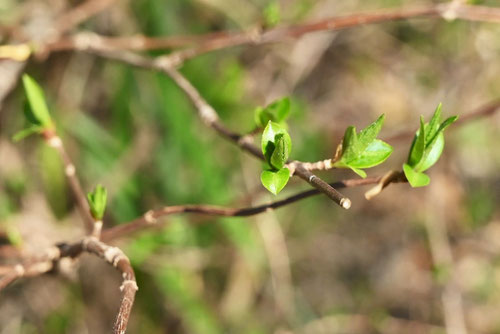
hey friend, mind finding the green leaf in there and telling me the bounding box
[254,97,290,127]
[347,139,393,169]
[333,115,392,177]
[406,105,458,174]
[340,126,359,162]
[261,121,292,168]
[349,167,367,178]
[403,163,430,187]
[12,125,44,142]
[270,134,290,169]
[261,168,290,195]
[263,1,281,27]
[426,103,442,144]
[254,107,274,127]
[358,114,385,151]
[415,132,445,172]
[22,74,53,128]
[87,184,108,220]
[407,116,426,167]
[267,97,290,122]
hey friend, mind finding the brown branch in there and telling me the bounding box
[43,132,94,233]
[384,99,500,143]
[41,3,500,65]
[1,237,137,334]
[53,0,118,36]
[101,176,398,241]
[79,238,137,334]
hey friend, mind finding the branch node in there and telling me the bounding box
[65,163,76,176]
[120,279,139,292]
[144,210,157,224]
[14,264,25,275]
[46,136,63,148]
[340,198,351,210]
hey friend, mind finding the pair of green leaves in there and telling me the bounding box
[257,97,293,195]
[14,74,54,141]
[87,184,108,220]
[260,121,292,195]
[254,97,290,128]
[403,104,458,187]
[333,114,393,178]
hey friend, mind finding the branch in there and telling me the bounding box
[100,176,397,241]
[384,99,500,143]
[43,131,95,233]
[0,237,137,334]
[41,3,500,65]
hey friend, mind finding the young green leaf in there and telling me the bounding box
[261,121,292,169]
[425,103,442,144]
[358,114,385,151]
[346,140,393,169]
[407,116,426,167]
[340,126,359,162]
[87,184,108,220]
[415,132,445,172]
[403,163,430,187]
[261,168,290,195]
[333,115,393,178]
[403,104,458,187]
[22,74,53,128]
[270,134,290,169]
[255,97,290,127]
[263,1,281,27]
[406,105,458,173]
[13,126,44,142]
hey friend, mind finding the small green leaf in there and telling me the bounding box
[255,97,290,127]
[22,74,52,128]
[426,103,442,144]
[349,167,367,178]
[261,121,292,167]
[268,97,290,122]
[87,184,108,220]
[340,126,359,162]
[254,107,274,127]
[415,132,445,172]
[263,1,281,27]
[270,134,290,169]
[12,125,44,142]
[435,115,458,138]
[261,168,290,195]
[334,115,392,177]
[408,116,426,167]
[403,163,430,187]
[358,114,385,151]
[347,139,393,169]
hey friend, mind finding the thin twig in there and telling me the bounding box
[53,0,118,36]
[43,132,94,233]
[41,3,500,65]
[100,176,397,241]
[384,99,500,143]
[1,237,137,334]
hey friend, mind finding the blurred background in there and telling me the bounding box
[1,0,500,333]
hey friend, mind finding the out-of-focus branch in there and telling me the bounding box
[53,0,118,36]
[0,237,137,334]
[385,99,500,143]
[77,238,137,334]
[0,0,118,110]
[43,131,94,233]
[41,3,500,65]
[101,176,399,241]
